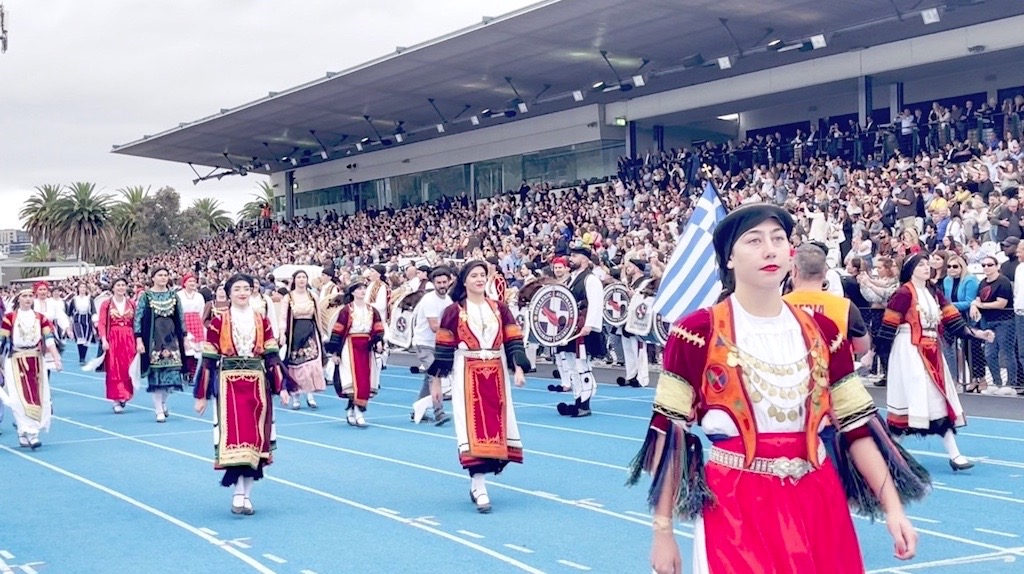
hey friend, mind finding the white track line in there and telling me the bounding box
[0,444,277,574]
[503,544,534,554]
[49,411,546,574]
[866,547,1024,572]
[0,552,13,561]
[58,374,1021,553]
[262,554,287,564]
[974,528,1019,538]
[557,559,592,571]
[457,530,485,539]
[975,488,1014,495]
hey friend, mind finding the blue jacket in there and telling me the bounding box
[942,274,979,313]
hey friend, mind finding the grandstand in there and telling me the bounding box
[112,0,1024,220]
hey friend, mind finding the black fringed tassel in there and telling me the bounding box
[626,423,715,521]
[831,415,932,521]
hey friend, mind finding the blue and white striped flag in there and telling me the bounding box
[652,182,728,323]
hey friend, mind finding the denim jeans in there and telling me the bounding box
[983,319,1015,387]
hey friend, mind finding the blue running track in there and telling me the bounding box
[3,362,1023,573]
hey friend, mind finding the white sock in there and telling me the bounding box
[471,473,486,493]
[243,477,254,497]
[161,390,169,407]
[942,430,963,460]
[152,393,164,411]
[234,481,245,496]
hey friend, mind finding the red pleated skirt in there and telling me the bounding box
[701,433,865,574]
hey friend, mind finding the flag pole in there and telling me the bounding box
[699,164,732,215]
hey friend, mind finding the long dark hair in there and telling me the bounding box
[448,260,488,303]
[290,270,308,291]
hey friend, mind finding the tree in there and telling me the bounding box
[22,241,55,279]
[110,185,150,258]
[55,182,112,263]
[120,187,205,260]
[19,184,64,247]
[191,197,233,235]
[237,181,276,222]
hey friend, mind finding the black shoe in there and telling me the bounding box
[556,402,575,416]
[547,384,570,392]
[409,366,420,374]
[949,457,974,471]
[572,399,592,418]
[552,369,560,379]
[616,377,627,386]
[628,378,641,388]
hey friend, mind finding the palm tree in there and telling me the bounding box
[22,241,55,278]
[191,197,234,235]
[19,184,64,247]
[55,182,112,262]
[237,181,276,222]
[110,185,150,257]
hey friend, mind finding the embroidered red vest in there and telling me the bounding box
[703,300,832,468]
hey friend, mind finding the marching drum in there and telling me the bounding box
[525,283,580,348]
[602,282,630,328]
[386,289,424,350]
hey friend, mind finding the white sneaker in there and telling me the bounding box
[156,411,166,423]
[998,386,1017,396]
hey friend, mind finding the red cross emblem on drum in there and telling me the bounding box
[527,284,579,347]
[603,283,629,327]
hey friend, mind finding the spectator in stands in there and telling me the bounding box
[971,255,1016,395]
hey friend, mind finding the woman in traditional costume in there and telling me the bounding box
[279,270,325,410]
[178,273,206,384]
[98,278,136,413]
[326,282,385,427]
[134,267,187,423]
[428,261,530,513]
[0,289,63,449]
[68,282,96,365]
[876,253,993,471]
[203,284,230,329]
[630,204,929,574]
[194,273,293,516]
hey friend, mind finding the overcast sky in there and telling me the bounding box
[0,0,538,230]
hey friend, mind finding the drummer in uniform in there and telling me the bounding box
[555,243,605,418]
[617,259,652,388]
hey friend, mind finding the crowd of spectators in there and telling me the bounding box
[11,97,1024,396]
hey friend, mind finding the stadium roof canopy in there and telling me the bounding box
[113,0,1022,173]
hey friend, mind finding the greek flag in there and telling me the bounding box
[652,182,728,323]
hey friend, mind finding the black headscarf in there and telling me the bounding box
[448,260,488,303]
[711,204,795,300]
[900,253,927,284]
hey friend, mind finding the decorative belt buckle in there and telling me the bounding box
[772,457,811,483]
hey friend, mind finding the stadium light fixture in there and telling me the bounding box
[768,39,784,51]
[921,7,941,25]
[717,56,733,70]
[614,116,627,127]
[632,74,645,88]
[810,34,827,49]
[436,123,445,133]
[396,133,404,143]
[517,101,529,113]
[717,113,739,121]
[592,81,606,90]
[355,143,363,152]
[470,115,480,125]
[573,90,585,102]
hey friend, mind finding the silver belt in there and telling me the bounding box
[709,443,826,484]
[459,349,503,360]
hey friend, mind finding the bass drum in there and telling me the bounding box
[386,290,424,350]
[643,314,670,346]
[526,283,580,348]
[624,294,654,338]
[517,277,559,344]
[602,282,630,328]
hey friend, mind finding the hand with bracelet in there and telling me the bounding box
[651,515,681,574]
